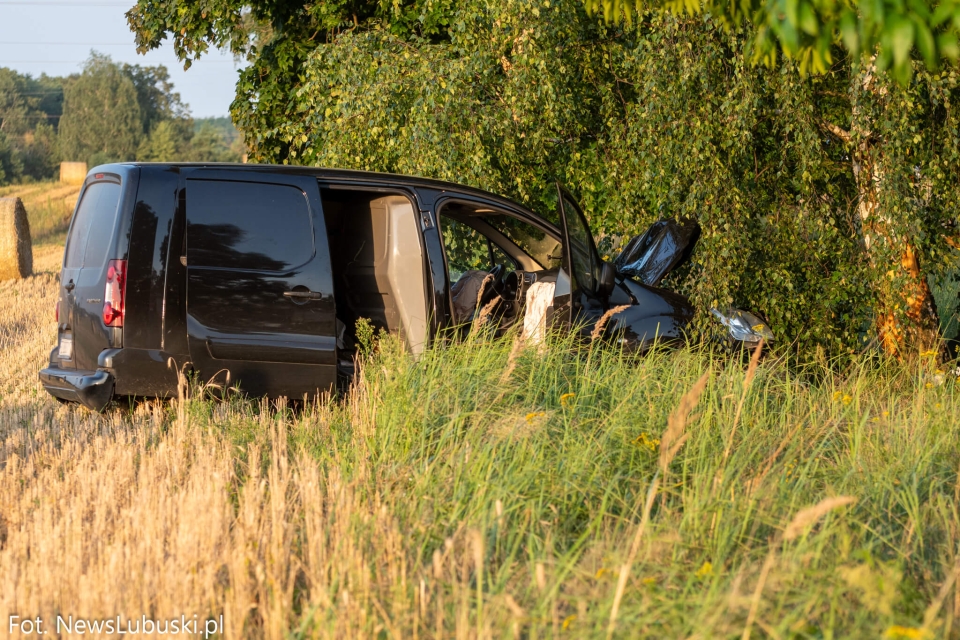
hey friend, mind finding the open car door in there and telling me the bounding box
[551,183,605,332]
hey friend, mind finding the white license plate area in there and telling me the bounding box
[59,334,73,360]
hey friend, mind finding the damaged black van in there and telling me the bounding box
[40,164,773,410]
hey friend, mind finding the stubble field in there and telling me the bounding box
[0,182,959,639]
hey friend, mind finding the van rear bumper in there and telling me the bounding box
[39,365,115,412]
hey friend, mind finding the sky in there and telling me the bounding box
[0,0,245,118]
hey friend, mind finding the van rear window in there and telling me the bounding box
[64,181,123,269]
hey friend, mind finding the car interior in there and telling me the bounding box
[437,201,563,339]
[319,191,566,370]
[320,187,429,367]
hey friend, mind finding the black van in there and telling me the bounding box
[40,163,772,410]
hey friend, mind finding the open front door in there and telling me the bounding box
[184,169,337,398]
[551,183,604,332]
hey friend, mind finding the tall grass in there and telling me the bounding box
[1,311,958,637]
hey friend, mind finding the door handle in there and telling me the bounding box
[283,290,322,300]
[64,280,75,292]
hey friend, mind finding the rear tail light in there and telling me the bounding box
[103,259,127,327]
[55,300,59,323]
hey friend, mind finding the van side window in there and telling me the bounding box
[186,180,314,271]
[64,181,123,269]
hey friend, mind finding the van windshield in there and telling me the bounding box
[64,180,122,269]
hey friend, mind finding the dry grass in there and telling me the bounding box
[1,240,959,638]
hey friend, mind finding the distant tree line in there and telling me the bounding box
[0,52,243,186]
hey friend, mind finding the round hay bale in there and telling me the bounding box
[0,197,33,281]
[60,161,88,185]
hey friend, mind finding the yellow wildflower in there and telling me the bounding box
[695,561,713,579]
[560,392,575,407]
[595,567,607,579]
[884,625,930,640]
[562,615,577,630]
[635,432,660,452]
[525,411,546,424]
[842,394,853,405]
[833,390,843,402]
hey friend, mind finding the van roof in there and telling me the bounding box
[93,162,553,226]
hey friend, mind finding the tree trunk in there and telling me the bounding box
[849,64,941,357]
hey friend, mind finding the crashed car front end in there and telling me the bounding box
[567,209,774,352]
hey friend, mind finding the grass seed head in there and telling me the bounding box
[783,496,856,541]
[590,305,630,342]
[660,371,710,473]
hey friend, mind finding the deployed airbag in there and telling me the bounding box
[522,280,555,344]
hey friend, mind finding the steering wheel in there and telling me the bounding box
[478,263,506,307]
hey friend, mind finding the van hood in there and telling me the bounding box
[613,218,700,286]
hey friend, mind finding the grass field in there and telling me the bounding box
[0,183,959,638]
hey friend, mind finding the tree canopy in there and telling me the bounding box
[588,0,960,83]
[127,0,960,357]
[58,54,145,166]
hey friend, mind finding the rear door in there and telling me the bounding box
[183,170,337,398]
[552,184,604,331]
[59,172,131,371]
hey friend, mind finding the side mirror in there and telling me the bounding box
[598,261,616,298]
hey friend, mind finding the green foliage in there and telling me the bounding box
[0,68,63,183]
[54,53,241,167]
[136,118,193,161]
[122,61,189,135]
[194,116,242,146]
[270,11,888,354]
[354,317,376,358]
[0,132,22,185]
[19,123,60,180]
[189,119,244,162]
[58,54,144,166]
[136,118,243,162]
[585,0,960,84]
[127,0,960,356]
